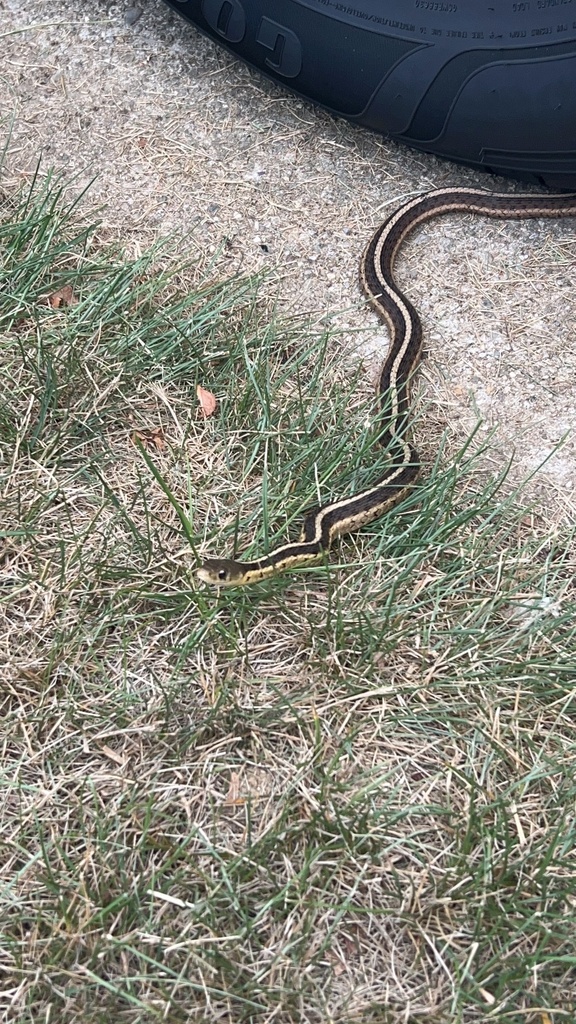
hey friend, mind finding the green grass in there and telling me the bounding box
[1,171,575,1024]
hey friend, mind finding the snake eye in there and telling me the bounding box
[218,568,227,581]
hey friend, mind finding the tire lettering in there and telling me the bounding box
[256,18,303,77]
[201,0,246,43]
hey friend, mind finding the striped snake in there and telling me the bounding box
[198,187,576,587]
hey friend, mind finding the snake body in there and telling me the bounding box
[198,187,576,587]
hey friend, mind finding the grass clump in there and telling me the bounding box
[1,170,575,1024]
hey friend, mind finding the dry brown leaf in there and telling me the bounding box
[46,284,76,308]
[197,384,217,417]
[131,427,165,451]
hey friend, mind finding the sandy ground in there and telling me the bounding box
[3,0,576,518]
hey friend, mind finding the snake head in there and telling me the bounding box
[196,558,246,586]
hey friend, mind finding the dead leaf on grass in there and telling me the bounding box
[44,284,76,308]
[132,427,165,451]
[197,384,216,417]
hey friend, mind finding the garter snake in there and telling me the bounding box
[198,187,576,586]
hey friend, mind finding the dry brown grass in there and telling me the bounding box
[1,174,576,1024]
